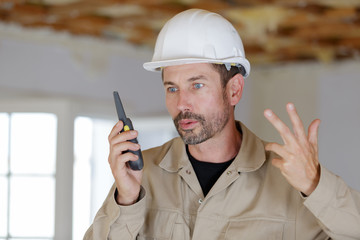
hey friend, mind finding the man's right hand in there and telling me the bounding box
[108,121,143,205]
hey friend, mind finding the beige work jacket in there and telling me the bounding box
[84,122,360,240]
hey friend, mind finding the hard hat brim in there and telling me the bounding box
[143,57,250,78]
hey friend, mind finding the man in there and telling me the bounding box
[84,9,360,239]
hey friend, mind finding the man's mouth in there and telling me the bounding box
[178,119,198,130]
[174,111,205,132]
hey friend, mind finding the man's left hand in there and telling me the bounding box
[264,103,321,196]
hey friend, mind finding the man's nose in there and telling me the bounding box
[177,90,192,112]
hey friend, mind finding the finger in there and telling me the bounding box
[110,152,139,176]
[108,140,141,167]
[108,121,124,141]
[308,119,321,147]
[264,109,295,145]
[109,146,140,168]
[112,152,139,165]
[111,129,139,146]
[265,142,289,159]
[111,140,141,154]
[286,103,306,139]
[272,158,284,170]
[120,152,139,163]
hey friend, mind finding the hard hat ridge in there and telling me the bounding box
[143,8,251,78]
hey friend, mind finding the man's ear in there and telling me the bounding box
[226,73,244,106]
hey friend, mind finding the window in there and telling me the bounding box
[0,98,178,240]
[0,98,74,240]
[0,113,9,238]
[0,113,57,239]
[72,116,177,239]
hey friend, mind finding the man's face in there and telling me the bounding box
[163,63,232,145]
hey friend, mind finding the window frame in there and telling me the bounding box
[0,98,75,240]
[0,96,175,239]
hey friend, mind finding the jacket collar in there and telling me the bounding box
[159,121,266,173]
[232,121,267,172]
[159,137,189,172]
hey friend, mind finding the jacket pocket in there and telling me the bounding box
[224,219,284,240]
[137,209,178,240]
[172,214,191,240]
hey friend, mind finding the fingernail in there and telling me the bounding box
[265,110,273,117]
[288,103,294,110]
[131,131,137,135]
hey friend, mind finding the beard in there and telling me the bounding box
[173,102,230,145]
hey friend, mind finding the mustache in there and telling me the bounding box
[174,111,205,124]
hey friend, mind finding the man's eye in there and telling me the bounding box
[167,87,178,93]
[194,83,204,89]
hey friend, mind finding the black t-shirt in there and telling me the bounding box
[186,145,234,197]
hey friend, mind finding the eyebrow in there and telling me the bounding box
[163,75,207,86]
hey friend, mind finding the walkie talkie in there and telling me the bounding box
[113,91,144,170]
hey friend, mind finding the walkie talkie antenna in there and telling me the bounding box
[113,91,144,170]
[114,91,127,122]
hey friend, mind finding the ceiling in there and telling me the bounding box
[1,0,360,64]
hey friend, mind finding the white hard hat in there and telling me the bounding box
[143,9,250,78]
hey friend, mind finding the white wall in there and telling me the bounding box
[1,23,359,192]
[317,63,360,191]
[0,23,166,118]
[236,61,360,191]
